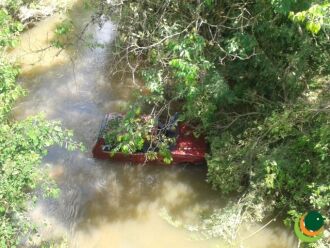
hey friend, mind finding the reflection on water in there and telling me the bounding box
[12,2,298,248]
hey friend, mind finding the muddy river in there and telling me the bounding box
[11,2,298,247]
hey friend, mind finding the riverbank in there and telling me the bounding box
[1,0,74,26]
[0,1,82,247]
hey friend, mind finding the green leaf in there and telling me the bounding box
[306,21,321,34]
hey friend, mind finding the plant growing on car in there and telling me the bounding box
[103,108,176,164]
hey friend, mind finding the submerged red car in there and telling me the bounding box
[92,113,207,165]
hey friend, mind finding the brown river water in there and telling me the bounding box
[10,2,298,248]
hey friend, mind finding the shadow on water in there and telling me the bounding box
[41,146,220,231]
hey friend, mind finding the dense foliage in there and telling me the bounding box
[94,0,330,246]
[0,1,82,247]
[103,111,178,163]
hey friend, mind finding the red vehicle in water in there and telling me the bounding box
[92,113,207,165]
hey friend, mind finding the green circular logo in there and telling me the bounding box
[294,210,325,243]
[304,211,324,231]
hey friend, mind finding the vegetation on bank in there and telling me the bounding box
[0,1,82,247]
[92,0,330,246]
